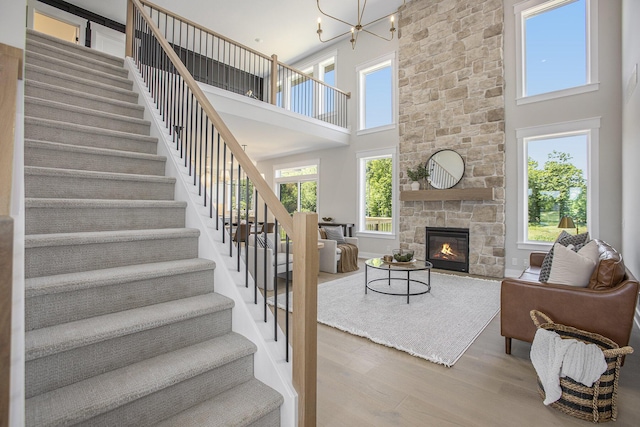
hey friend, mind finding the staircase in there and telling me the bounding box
[23,29,283,427]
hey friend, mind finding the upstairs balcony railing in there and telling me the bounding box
[135,0,349,128]
[127,1,318,424]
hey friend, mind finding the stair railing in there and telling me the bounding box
[133,0,349,128]
[0,41,23,427]
[126,1,317,424]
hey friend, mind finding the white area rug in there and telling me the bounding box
[268,270,501,367]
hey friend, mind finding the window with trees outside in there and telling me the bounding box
[515,0,598,104]
[517,118,599,246]
[274,163,318,216]
[357,149,395,235]
[357,53,395,132]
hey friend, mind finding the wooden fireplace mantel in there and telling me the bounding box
[400,188,494,202]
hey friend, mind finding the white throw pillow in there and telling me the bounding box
[547,243,597,287]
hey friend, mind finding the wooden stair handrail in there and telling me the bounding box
[0,41,22,427]
[128,0,294,236]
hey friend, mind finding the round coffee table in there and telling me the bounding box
[364,258,432,304]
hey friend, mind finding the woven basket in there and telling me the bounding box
[530,310,634,423]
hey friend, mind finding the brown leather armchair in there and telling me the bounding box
[501,240,639,354]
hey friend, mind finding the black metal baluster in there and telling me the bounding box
[214,131,220,224]
[254,189,258,304]
[262,201,268,322]
[221,145,227,241]
[229,152,234,256]
[236,162,242,271]
[285,234,290,362]
[244,173,250,287]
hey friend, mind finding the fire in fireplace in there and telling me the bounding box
[425,227,469,272]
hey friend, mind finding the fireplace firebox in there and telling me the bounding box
[425,227,469,273]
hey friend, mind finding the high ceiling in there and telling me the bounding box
[64,0,406,63]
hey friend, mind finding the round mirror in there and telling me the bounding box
[426,150,465,189]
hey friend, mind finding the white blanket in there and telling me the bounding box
[530,328,607,405]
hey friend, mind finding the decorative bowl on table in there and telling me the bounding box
[392,249,415,263]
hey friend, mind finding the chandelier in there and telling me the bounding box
[316,0,405,49]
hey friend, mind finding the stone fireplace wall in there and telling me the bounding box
[398,0,505,277]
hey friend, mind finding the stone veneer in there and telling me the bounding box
[398,0,505,277]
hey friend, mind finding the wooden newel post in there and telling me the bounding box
[125,0,134,58]
[292,212,318,427]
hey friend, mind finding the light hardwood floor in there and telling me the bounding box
[275,261,640,426]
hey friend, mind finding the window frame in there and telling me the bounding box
[356,147,398,238]
[356,52,397,134]
[516,118,600,250]
[273,160,320,214]
[514,0,599,105]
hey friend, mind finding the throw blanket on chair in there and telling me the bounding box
[530,328,607,405]
[337,243,359,273]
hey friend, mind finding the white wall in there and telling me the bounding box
[503,0,623,273]
[256,20,401,258]
[621,0,640,278]
[1,0,26,425]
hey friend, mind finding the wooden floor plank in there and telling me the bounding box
[273,261,640,426]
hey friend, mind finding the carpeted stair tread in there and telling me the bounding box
[25,96,150,135]
[25,165,175,183]
[25,198,186,234]
[26,63,138,103]
[25,293,234,361]
[156,378,283,427]
[25,227,199,249]
[26,50,133,90]
[24,117,158,154]
[26,37,128,77]
[25,333,257,427]
[25,167,176,201]
[25,228,200,278]
[26,258,214,298]
[25,79,144,118]
[25,139,165,175]
[26,29,124,68]
[25,258,216,331]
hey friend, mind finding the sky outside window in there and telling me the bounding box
[525,0,587,96]
[364,65,392,129]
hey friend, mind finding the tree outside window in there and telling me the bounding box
[275,163,318,216]
[358,152,394,234]
[526,135,588,241]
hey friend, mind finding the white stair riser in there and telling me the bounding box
[26,310,232,398]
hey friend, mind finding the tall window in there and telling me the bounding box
[357,53,395,132]
[515,0,598,103]
[517,118,599,247]
[275,162,319,215]
[357,149,396,235]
